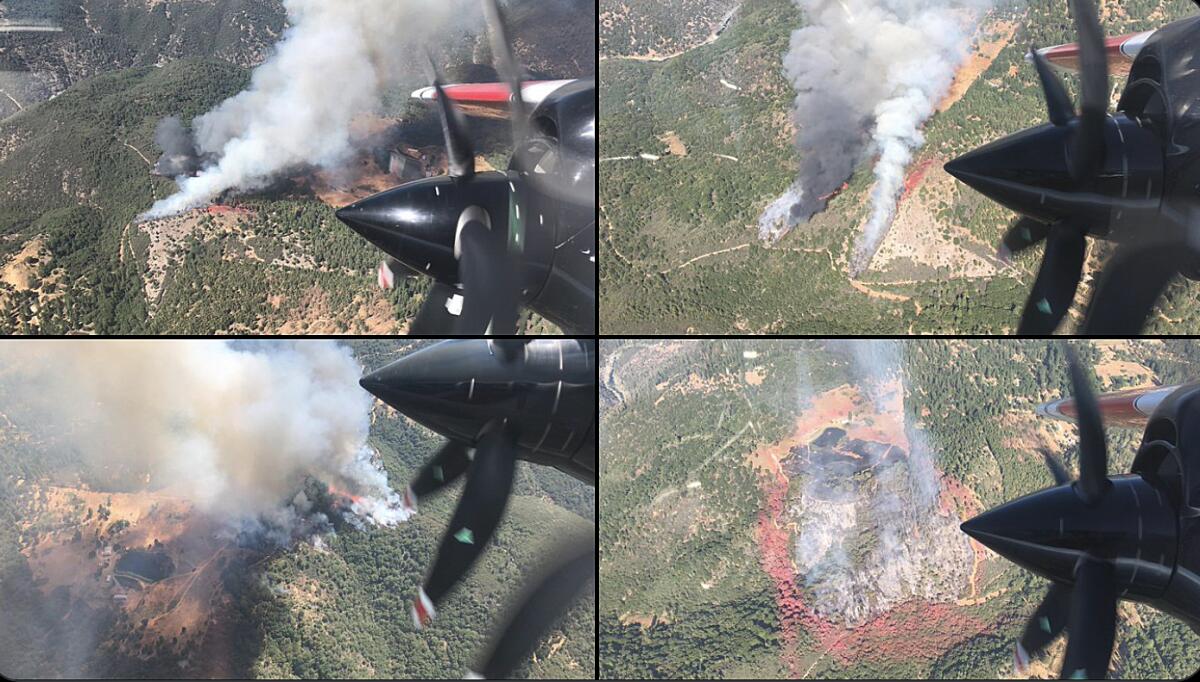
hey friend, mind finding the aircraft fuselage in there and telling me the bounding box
[1127,381,1200,631]
[971,381,1200,634]
[359,339,596,485]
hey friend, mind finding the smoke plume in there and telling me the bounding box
[844,340,939,508]
[759,0,991,271]
[142,0,474,219]
[151,116,202,178]
[791,340,971,626]
[0,340,410,532]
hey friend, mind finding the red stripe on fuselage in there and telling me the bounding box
[1039,32,1146,75]
[1051,385,1177,428]
[1055,392,1145,426]
[433,82,562,104]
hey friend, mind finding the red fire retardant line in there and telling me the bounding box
[754,468,989,676]
[755,471,803,675]
[900,158,937,204]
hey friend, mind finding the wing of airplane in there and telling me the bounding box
[1032,30,1153,76]
[411,80,578,119]
[1037,383,1181,427]
[1041,0,1200,73]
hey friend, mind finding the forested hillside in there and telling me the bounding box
[600,0,1200,334]
[600,339,1200,679]
[0,0,286,119]
[0,0,590,334]
[600,0,740,58]
[0,58,421,334]
[0,341,595,679]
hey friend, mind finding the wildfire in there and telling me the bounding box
[819,182,850,202]
[755,466,987,674]
[205,204,253,217]
[326,483,363,505]
[900,158,936,203]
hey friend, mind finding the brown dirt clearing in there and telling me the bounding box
[937,18,1021,114]
[659,131,688,156]
[869,162,1001,280]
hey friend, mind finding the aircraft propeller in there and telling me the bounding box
[948,0,1108,333]
[945,0,1189,333]
[337,0,537,336]
[962,348,1118,679]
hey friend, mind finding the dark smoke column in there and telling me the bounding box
[151,116,201,178]
[759,0,988,259]
[758,92,868,241]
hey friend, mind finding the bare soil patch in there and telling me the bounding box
[870,162,1001,280]
[20,484,256,665]
[1,236,50,290]
[659,131,688,156]
[937,18,1020,113]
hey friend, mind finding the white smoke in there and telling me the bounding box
[759,0,992,271]
[142,0,474,219]
[791,340,971,626]
[152,116,202,177]
[844,339,940,509]
[0,340,410,532]
[758,183,807,242]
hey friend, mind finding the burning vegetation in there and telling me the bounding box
[149,113,450,214]
[750,342,977,672]
[10,467,408,677]
[0,341,415,675]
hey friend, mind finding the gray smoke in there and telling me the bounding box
[759,0,993,271]
[793,340,971,626]
[142,0,475,219]
[152,116,202,178]
[846,340,940,509]
[0,340,411,529]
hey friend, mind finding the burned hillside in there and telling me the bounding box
[782,421,973,627]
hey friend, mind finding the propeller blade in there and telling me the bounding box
[1067,0,1108,183]
[1017,227,1086,334]
[1019,582,1071,664]
[419,421,518,624]
[411,439,473,499]
[1066,347,1110,503]
[1060,556,1117,679]
[426,52,476,179]
[481,0,531,161]
[410,281,465,335]
[1037,448,1071,486]
[457,218,520,335]
[474,543,595,679]
[999,217,1052,262]
[1030,45,1075,126]
[1081,244,1182,334]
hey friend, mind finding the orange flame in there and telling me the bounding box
[326,483,363,505]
